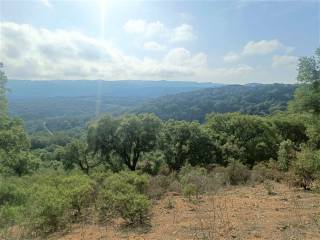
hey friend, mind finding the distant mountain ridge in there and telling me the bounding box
[7,80,221,99]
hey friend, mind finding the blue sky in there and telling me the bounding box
[0,0,319,83]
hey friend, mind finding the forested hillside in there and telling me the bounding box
[9,82,295,132]
[1,49,319,240]
[7,80,220,132]
[134,84,296,121]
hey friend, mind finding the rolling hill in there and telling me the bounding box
[133,83,296,122]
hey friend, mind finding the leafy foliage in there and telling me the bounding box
[159,120,217,171]
[134,84,296,122]
[293,147,320,190]
[97,172,150,225]
[205,113,280,166]
[88,114,162,170]
[277,140,296,171]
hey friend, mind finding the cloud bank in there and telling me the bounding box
[1,22,255,83]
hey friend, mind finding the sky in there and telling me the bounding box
[0,0,319,84]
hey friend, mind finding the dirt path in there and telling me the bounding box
[52,183,320,240]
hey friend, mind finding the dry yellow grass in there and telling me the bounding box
[51,182,320,240]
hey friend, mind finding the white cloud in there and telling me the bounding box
[223,52,240,63]
[242,39,285,56]
[272,55,298,67]
[40,0,53,8]
[123,19,146,34]
[1,22,259,83]
[164,48,207,68]
[205,64,254,83]
[0,22,209,81]
[144,41,166,52]
[171,24,196,42]
[124,20,166,38]
[124,20,196,43]
[223,39,295,64]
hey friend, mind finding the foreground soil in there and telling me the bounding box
[52,183,320,240]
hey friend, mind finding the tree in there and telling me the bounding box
[269,113,308,146]
[293,147,320,190]
[63,139,101,174]
[0,119,38,176]
[205,113,280,166]
[88,114,162,171]
[0,63,8,120]
[159,120,217,171]
[0,66,37,176]
[289,48,320,148]
[289,48,320,114]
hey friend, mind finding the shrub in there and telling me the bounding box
[0,205,20,235]
[26,186,72,235]
[251,162,268,183]
[147,175,169,199]
[97,171,151,225]
[179,165,208,199]
[60,174,95,219]
[115,192,150,225]
[139,151,165,176]
[263,180,276,195]
[211,166,230,186]
[277,140,296,171]
[117,171,149,194]
[226,159,250,185]
[0,180,26,206]
[293,147,320,190]
[24,173,95,236]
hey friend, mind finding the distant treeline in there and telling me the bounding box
[133,83,296,122]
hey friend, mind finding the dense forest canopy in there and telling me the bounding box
[133,83,296,122]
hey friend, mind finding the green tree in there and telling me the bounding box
[289,48,320,114]
[159,120,217,171]
[205,113,280,166]
[289,48,320,148]
[88,114,162,171]
[0,66,37,176]
[0,63,8,120]
[63,139,101,174]
[269,113,308,146]
[293,147,320,190]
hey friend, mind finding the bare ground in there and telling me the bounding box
[51,182,320,240]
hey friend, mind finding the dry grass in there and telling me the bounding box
[46,182,320,240]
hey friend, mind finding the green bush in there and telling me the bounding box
[24,173,95,236]
[0,180,26,206]
[26,185,72,235]
[97,171,151,225]
[226,159,250,185]
[115,192,150,225]
[0,204,21,234]
[293,147,320,190]
[251,160,284,183]
[139,151,165,176]
[179,165,208,199]
[277,139,296,171]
